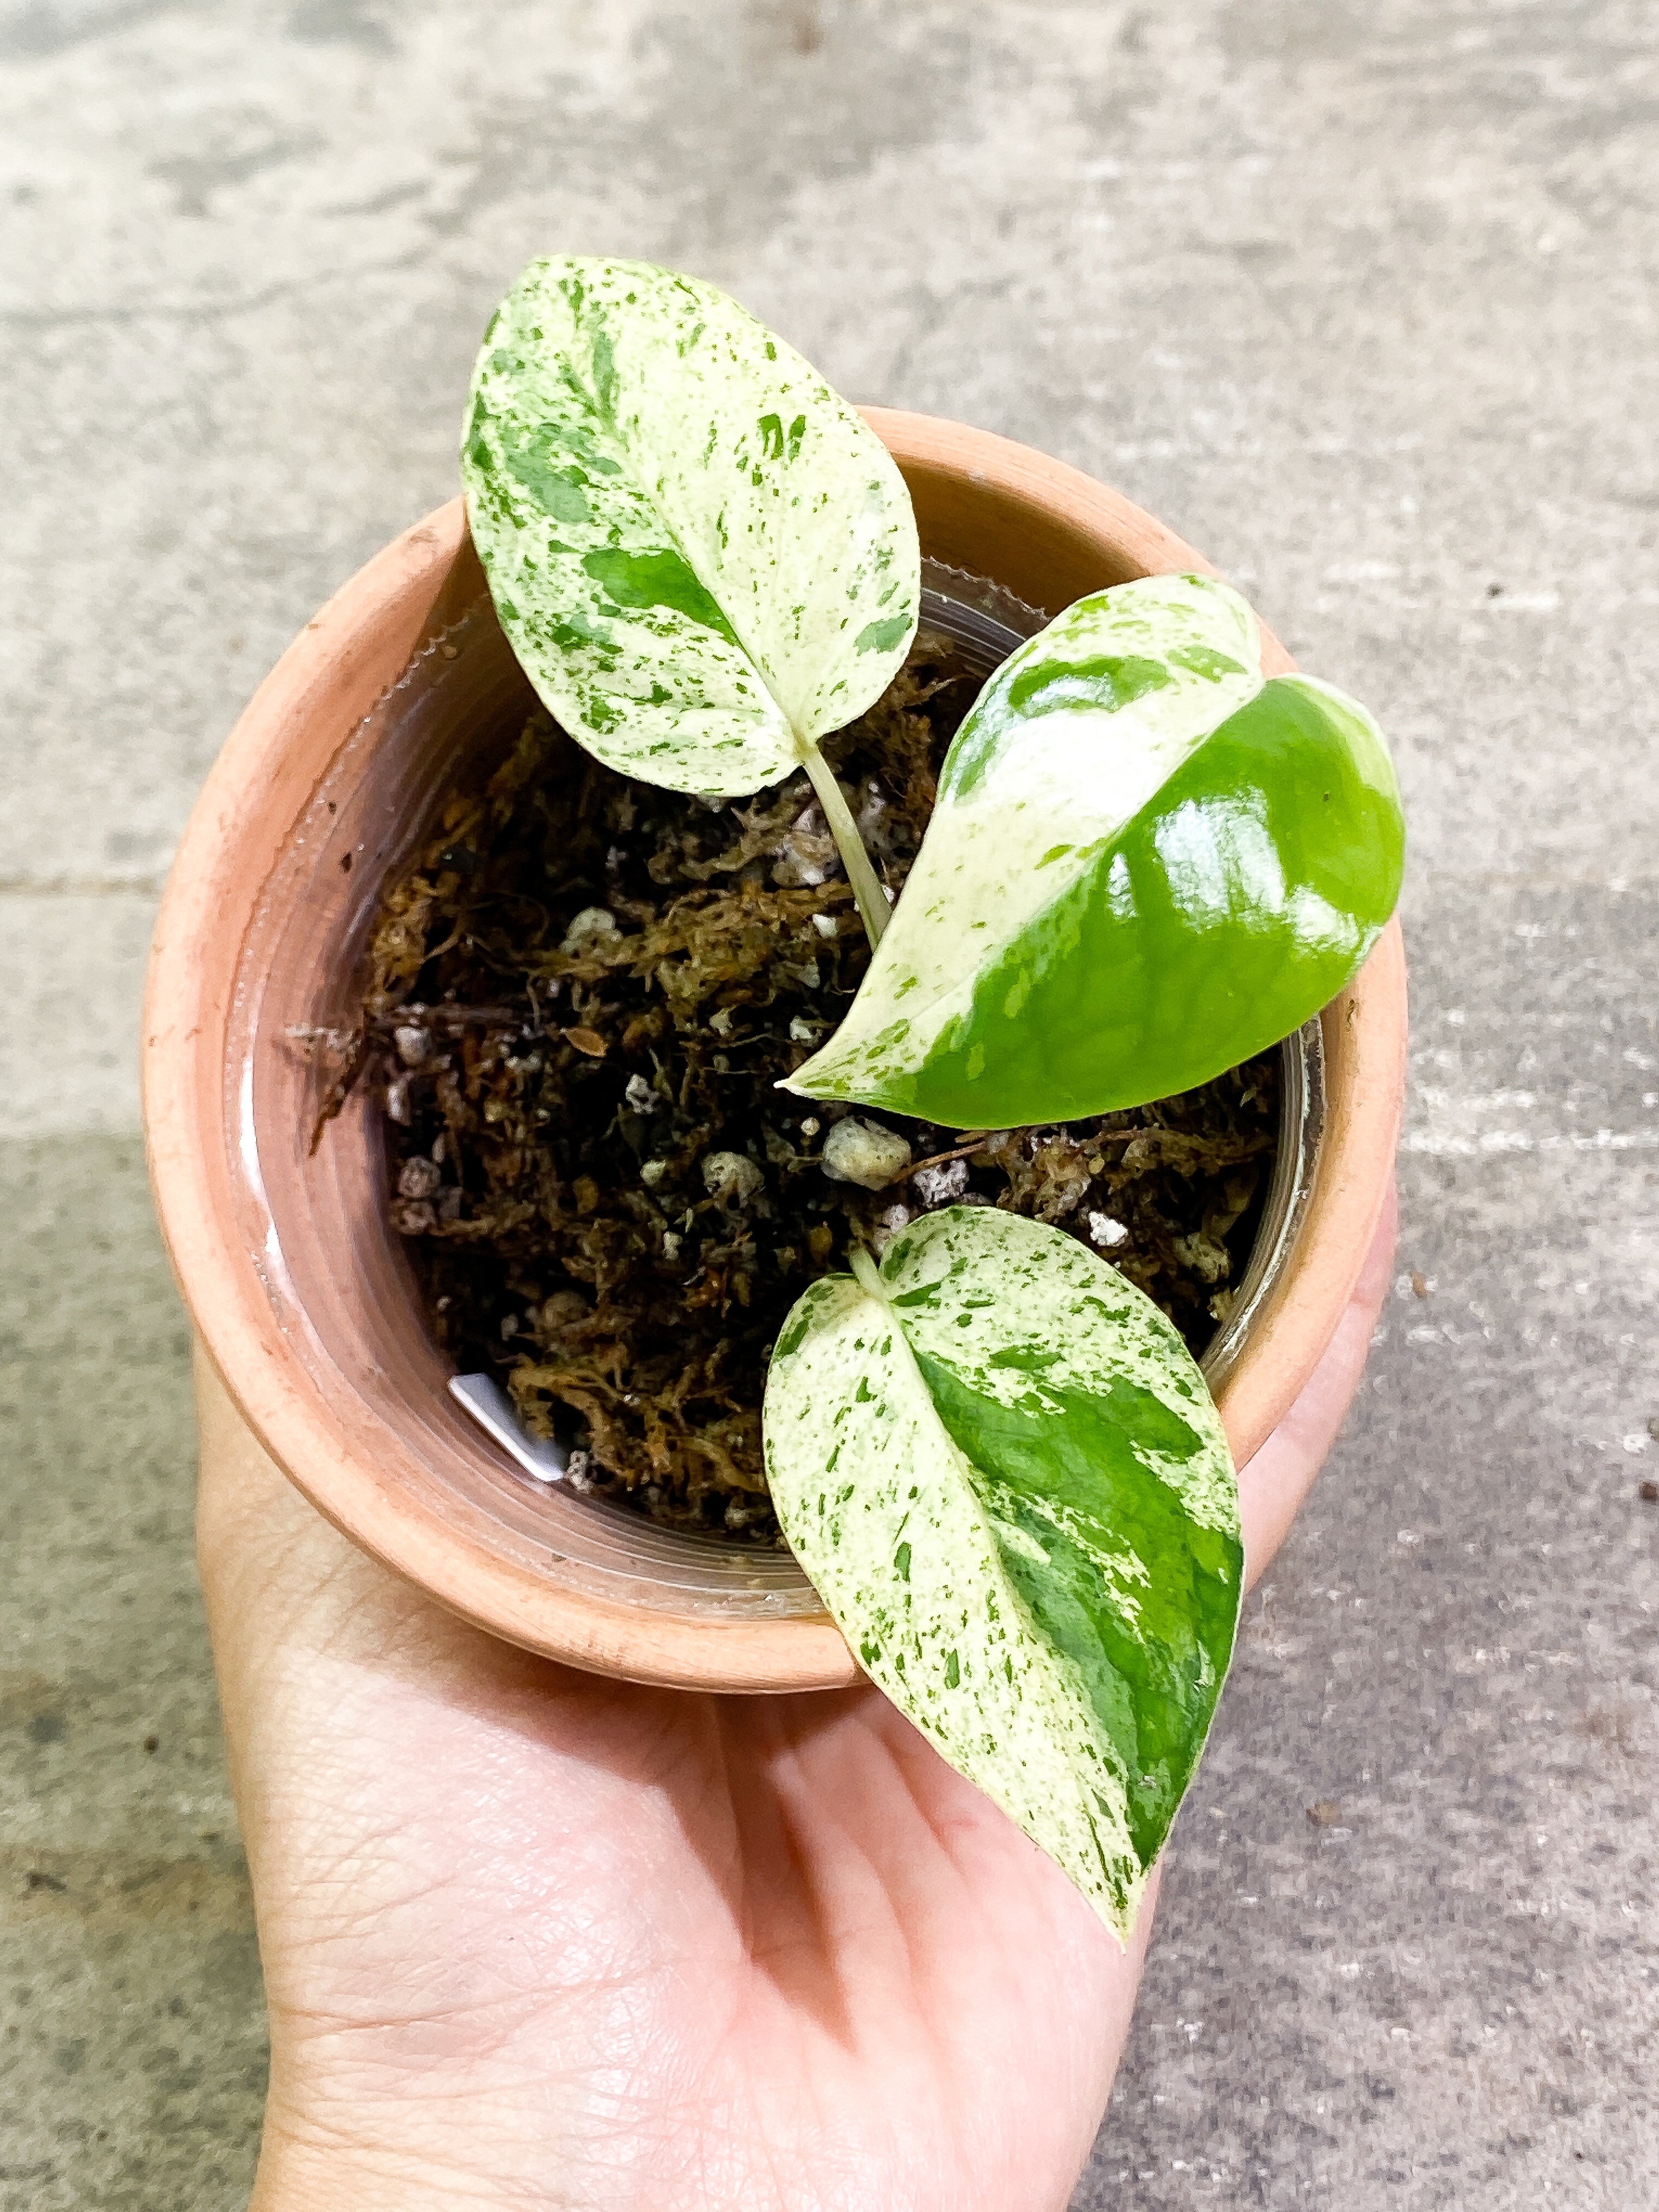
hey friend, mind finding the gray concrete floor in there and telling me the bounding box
[3,2,1656,2204]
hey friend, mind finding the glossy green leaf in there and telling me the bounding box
[786,572,1405,1127]
[763,1205,1242,1939]
[460,256,919,803]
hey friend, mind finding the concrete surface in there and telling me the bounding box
[2,1,1656,2204]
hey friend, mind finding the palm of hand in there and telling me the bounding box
[199,1192,1391,2211]
[207,1394,1133,2210]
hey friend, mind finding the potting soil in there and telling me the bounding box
[326,629,1279,1544]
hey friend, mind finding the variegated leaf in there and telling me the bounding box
[763,1205,1242,1940]
[786,572,1405,1126]
[461,256,919,800]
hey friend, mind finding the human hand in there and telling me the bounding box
[198,1187,1395,2212]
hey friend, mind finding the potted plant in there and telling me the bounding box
[144,259,1406,1940]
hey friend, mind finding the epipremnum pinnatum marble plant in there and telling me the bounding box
[461,255,1406,1939]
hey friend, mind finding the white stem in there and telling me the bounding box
[848,1245,888,1303]
[802,746,890,950]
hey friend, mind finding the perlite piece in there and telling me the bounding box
[820,1116,912,1190]
[560,905,620,957]
[701,1151,764,1204]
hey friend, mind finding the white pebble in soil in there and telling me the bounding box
[771,804,838,888]
[1088,1210,1129,1249]
[560,905,621,957]
[871,1201,912,1255]
[821,1116,912,1190]
[398,1155,442,1200]
[702,1151,764,1204]
[913,1158,969,1208]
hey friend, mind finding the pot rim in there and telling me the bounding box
[144,410,1406,1691]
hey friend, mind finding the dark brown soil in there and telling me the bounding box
[324,629,1278,1545]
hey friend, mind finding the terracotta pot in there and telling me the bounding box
[144,410,1407,1693]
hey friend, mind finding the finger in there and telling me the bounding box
[1236,1179,1398,1590]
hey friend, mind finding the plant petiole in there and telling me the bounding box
[801,746,890,949]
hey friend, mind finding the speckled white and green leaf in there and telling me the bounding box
[785,571,1405,1126]
[763,1206,1242,1940]
[461,256,919,796]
